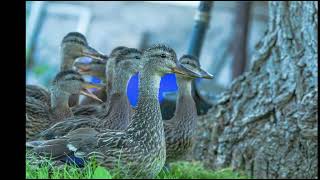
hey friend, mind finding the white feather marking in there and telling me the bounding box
[67,144,77,151]
[75,151,85,157]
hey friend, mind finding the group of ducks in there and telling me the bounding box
[26,32,213,178]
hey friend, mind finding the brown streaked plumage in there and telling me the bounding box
[26,70,103,140]
[163,55,213,163]
[27,44,201,178]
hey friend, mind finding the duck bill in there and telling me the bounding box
[77,67,91,75]
[171,65,201,78]
[82,46,107,61]
[82,82,105,90]
[199,68,214,79]
[73,61,90,73]
[80,87,103,103]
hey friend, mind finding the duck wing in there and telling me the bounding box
[71,104,106,116]
[26,85,51,106]
[26,96,50,140]
[28,128,127,163]
[39,115,101,140]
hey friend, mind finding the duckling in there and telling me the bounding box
[26,32,106,107]
[26,70,103,140]
[27,44,201,178]
[40,48,142,138]
[164,55,213,163]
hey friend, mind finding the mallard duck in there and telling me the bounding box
[163,55,213,163]
[26,70,103,140]
[80,48,142,128]
[41,48,142,138]
[27,44,201,178]
[72,57,107,109]
[95,48,143,130]
[69,47,129,122]
[26,32,106,107]
[70,47,130,117]
[74,46,128,106]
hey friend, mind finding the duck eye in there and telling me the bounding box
[182,61,189,65]
[66,76,83,82]
[160,54,167,58]
[66,77,77,81]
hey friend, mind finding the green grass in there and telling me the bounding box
[26,152,248,179]
[156,162,248,179]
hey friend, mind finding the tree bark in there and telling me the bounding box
[189,1,318,179]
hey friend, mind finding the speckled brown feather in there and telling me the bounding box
[26,85,51,106]
[164,94,197,162]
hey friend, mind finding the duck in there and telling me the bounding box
[71,57,108,115]
[26,70,103,140]
[74,46,128,106]
[26,44,201,178]
[26,32,106,107]
[163,55,213,164]
[40,48,143,139]
[94,48,142,129]
[70,47,129,119]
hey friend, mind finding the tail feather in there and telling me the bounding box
[26,140,47,148]
[27,139,72,160]
[26,139,87,167]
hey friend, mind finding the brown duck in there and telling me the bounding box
[164,55,213,163]
[26,70,103,140]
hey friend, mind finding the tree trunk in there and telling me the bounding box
[189,1,318,179]
[231,1,251,79]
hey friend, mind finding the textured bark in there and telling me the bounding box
[189,1,318,179]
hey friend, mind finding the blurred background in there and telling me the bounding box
[26,1,268,105]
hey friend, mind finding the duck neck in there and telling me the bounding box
[50,87,73,121]
[111,70,131,95]
[174,77,197,129]
[60,53,74,71]
[105,61,114,101]
[177,77,192,97]
[138,67,160,99]
[127,64,163,143]
[104,71,132,129]
[104,92,131,130]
